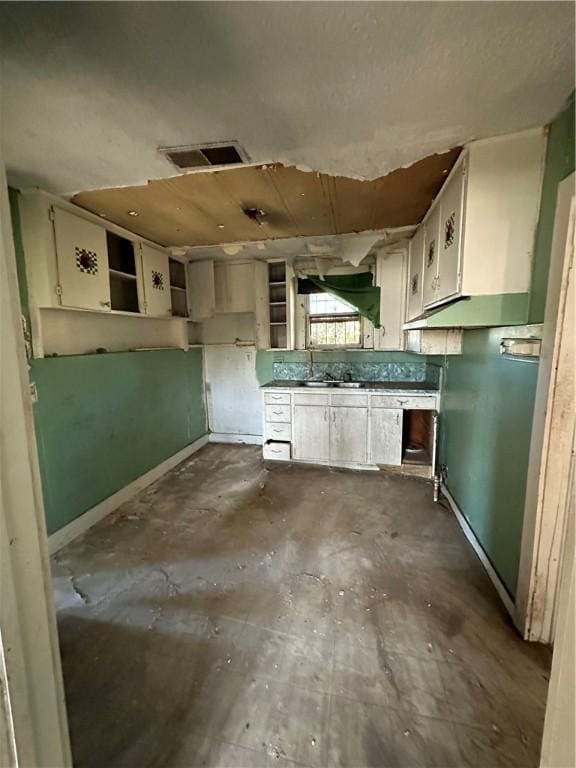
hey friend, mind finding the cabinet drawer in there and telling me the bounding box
[330,393,368,408]
[293,392,330,406]
[264,423,291,441]
[371,395,437,410]
[263,441,291,461]
[265,404,291,423]
[264,392,291,405]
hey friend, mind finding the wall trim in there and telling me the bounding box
[48,434,209,554]
[441,483,516,619]
[209,432,263,445]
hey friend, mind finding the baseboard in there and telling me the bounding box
[48,434,209,554]
[441,483,516,619]
[209,433,263,445]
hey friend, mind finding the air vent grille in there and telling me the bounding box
[161,142,248,171]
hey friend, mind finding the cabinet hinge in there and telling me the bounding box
[48,207,55,222]
[55,284,63,296]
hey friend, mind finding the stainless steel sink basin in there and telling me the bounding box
[302,380,364,388]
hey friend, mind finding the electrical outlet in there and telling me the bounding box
[29,382,38,403]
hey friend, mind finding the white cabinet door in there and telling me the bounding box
[437,161,465,302]
[370,408,402,466]
[188,260,216,321]
[422,204,441,308]
[406,225,425,321]
[52,207,110,311]
[374,251,405,350]
[330,406,368,464]
[254,261,271,350]
[214,262,254,314]
[140,244,171,316]
[293,404,330,462]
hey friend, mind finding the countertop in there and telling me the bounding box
[261,380,439,395]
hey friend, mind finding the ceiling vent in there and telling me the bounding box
[160,142,249,171]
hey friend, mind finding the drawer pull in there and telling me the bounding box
[273,428,283,433]
[272,409,283,415]
[272,395,283,400]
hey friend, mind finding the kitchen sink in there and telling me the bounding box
[302,380,364,388]
[303,381,332,388]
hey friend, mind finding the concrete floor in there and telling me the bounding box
[52,444,551,768]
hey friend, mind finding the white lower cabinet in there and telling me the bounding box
[331,406,368,464]
[263,388,438,470]
[293,404,330,462]
[369,408,402,466]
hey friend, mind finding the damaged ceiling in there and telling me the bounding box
[72,149,460,247]
[182,231,410,270]
[1,3,573,196]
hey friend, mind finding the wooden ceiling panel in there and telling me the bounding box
[72,148,460,248]
[263,165,336,237]
[372,150,461,229]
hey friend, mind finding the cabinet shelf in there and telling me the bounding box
[110,268,137,281]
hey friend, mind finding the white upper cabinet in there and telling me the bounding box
[406,128,546,315]
[422,202,441,308]
[139,244,171,316]
[254,261,271,350]
[188,260,216,321]
[52,207,110,311]
[406,225,425,321]
[436,160,465,303]
[374,249,406,350]
[214,262,255,314]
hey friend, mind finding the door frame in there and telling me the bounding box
[0,163,72,764]
[516,173,575,642]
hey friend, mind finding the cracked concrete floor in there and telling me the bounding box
[52,444,550,768]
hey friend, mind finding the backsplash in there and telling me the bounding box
[272,360,440,384]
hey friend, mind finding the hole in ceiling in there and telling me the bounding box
[160,142,248,171]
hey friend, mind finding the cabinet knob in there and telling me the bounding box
[100,300,111,307]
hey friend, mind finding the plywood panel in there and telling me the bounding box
[72,149,461,248]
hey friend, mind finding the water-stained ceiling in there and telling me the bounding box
[72,149,461,247]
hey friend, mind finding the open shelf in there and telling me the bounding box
[109,268,137,281]
[268,262,288,348]
[169,258,188,317]
[107,232,139,313]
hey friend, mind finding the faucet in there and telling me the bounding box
[307,350,314,379]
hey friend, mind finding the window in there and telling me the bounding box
[307,293,361,347]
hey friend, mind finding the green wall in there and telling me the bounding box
[32,350,206,535]
[439,96,575,597]
[10,189,207,535]
[529,93,575,322]
[438,329,538,595]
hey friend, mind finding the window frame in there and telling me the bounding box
[305,293,363,349]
